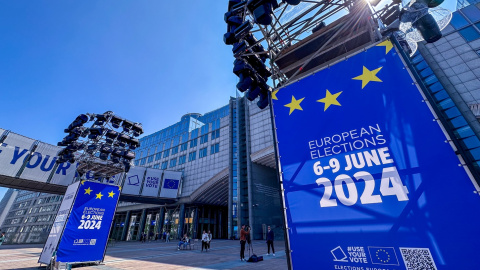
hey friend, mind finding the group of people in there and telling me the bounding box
[140,231,170,243]
[177,230,213,251]
[239,224,275,261]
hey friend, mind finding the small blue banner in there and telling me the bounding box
[272,40,480,269]
[163,178,179,189]
[56,181,120,263]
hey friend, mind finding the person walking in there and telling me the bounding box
[163,231,167,242]
[266,226,275,256]
[0,232,5,246]
[207,230,212,251]
[166,231,170,243]
[201,230,209,252]
[239,225,249,261]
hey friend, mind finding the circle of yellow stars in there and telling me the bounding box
[375,249,391,263]
[276,40,392,115]
[81,180,120,200]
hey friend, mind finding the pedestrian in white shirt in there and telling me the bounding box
[201,230,209,252]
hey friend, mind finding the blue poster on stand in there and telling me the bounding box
[272,40,480,269]
[56,181,120,263]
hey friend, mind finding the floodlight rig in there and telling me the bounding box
[56,111,143,180]
[223,0,451,94]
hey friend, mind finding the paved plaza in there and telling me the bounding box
[0,240,288,270]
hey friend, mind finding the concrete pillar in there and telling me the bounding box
[177,204,186,239]
[192,208,199,239]
[137,209,147,241]
[157,207,165,235]
[121,211,131,241]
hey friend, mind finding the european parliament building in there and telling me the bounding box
[109,96,284,241]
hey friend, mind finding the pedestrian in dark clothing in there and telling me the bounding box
[240,225,250,261]
[266,226,275,256]
[163,231,166,242]
[207,230,212,250]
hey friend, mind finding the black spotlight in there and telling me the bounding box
[224,0,246,45]
[106,130,119,139]
[122,119,134,133]
[118,134,130,143]
[285,0,301,5]
[123,151,136,160]
[132,123,143,137]
[234,20,253,41]
[247,0,279,26]
[110,115,123,128]
[233,58,254,92]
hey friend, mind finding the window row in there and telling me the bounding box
[146,143,221,169]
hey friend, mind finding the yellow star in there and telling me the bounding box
[317,90,342,111]
[81,180,85,185]
[84,187,92,195]
[272,89,279,100]
[118,186,122,191]
[95,192,103,200]
[284,96,305,115]
[352,66,383,89]
[376,40,393,54]
[108,191,115,198]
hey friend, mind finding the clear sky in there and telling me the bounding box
[0,0,457,201]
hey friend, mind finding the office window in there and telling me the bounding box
[179,155,187,165]
[451,12,469,29]
[188,151,197,161]
[199,147,208,158]
[161,161,168,170]
[147,155,154,163]
[180,143,188,152]
[190,138,198,148]
[155,152,162,161]
[153,164,160,169]
[171,146,179,155]
[462,5,480,22]
[210,143,220,154]
[211,129,220,140]
[135,160,139,166]
[200,134,209,144]
[169,158,177,168]
[140,158,147,166]
[459,26,480,42]
[163,149,170,158]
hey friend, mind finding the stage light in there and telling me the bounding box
[234,20,253,41]
[132,123,143,137]
[257,90,269,109]
[99,152,109,161]
[247,0,279,26]
[118,134,130,143]
[106,130,119,139]
[233,58,255,92]
[123,151,136,160]
[122,120,134,132]
[89,127,104,136]
[233,41,248,58]
[285,0,301,5]
[110,115,123,128]
[224,0,246,45]
[100,144,113,154]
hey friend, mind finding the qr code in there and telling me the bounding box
[400,248,437,270]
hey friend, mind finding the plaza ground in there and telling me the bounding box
[0,239,288,270]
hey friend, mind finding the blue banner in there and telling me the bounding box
[272,40,480,269]
[56,181,120,263]
[163,178,179,189]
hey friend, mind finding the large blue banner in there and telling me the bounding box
[272,40,480,269]
[56,181,120,263]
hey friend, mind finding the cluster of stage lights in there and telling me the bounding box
[374,0,448,44]
[223,0,302,109]
[56,111,142,175]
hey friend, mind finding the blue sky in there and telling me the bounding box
[0,0,457,201]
